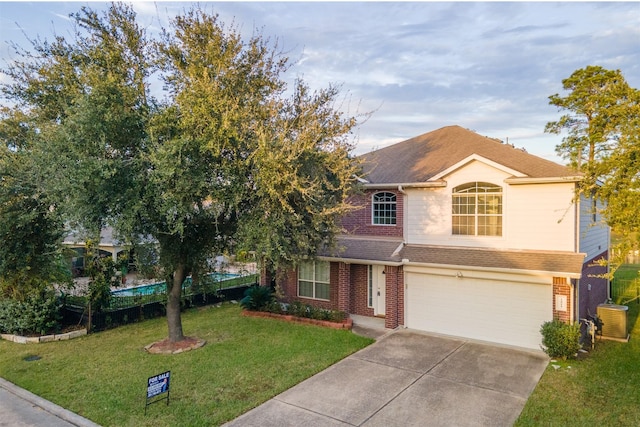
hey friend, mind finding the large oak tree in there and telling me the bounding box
[1,3,361,342]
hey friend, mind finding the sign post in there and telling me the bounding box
[145,371,170,414]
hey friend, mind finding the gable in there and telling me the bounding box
[359,125,579,184]
[431,154,527,180]
[436,158,514,185]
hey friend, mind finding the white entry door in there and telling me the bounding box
[369,265,386,316]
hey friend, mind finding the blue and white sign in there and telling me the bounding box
[147,371,170,399]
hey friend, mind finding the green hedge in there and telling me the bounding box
[0,292,62,335]
[540,319,581,360]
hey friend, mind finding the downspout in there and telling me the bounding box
[398,185,407,328]
[607,220,612,301]
[574,188,581,322]
[398,185,408,240]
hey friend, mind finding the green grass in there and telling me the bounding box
[516,266,640,426]
[0,304,373,426]
[614,264,640,281]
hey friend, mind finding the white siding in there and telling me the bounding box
[406,160,578,252]
[506,183,576,252]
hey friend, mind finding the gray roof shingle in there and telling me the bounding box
[321,236,404,263]
[400,245,585,276]
[321,237,585,276]
[359,125,578,184]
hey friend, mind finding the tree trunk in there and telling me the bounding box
[166,263,186,342]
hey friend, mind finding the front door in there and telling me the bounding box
[369,265,386,317]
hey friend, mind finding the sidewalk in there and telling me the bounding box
[0,377,101,427]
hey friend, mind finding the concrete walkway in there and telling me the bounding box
[0,377,100,427]
[225,329,548,427]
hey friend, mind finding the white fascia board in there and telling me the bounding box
[431,154,527,181]
[362,180,447,189]
[317,255,403,266]
[403,262,583,282]
[504,176,582,185]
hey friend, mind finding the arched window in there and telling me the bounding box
[372,192,396,225]
[452,182,502,236]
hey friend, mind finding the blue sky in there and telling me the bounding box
[1,2,639,162]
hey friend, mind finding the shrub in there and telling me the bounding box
[0,292,62,335]
[240,285,274,311]
[286,300,308,318]
[540,319,581,360]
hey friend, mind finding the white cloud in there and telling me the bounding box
[1,1,638,164]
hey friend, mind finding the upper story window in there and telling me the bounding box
[452,182,502,236]
[372,192,396,225]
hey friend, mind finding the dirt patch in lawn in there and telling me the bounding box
[144,336,206,354]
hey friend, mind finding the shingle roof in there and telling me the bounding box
[400,245,585,276]
[320,236,404,264]
[359,125,578,184]
[320,237,585,276]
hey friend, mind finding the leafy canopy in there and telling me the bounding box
[1,3,363,341]
[546,65,640,256]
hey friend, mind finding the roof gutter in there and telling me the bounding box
[504,176,582,185]
[318,256,404,267]
[402,261,584,281]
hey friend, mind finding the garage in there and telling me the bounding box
[405,271,552,349]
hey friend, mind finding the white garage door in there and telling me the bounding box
[405,272,552,349]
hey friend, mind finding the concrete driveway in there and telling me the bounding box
[225,330,548,427]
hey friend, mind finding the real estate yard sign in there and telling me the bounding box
[145,371,170,414]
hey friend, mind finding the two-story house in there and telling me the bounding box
[271,126,609,350]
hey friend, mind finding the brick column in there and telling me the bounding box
[337,262,351,313]
[553,277,572,323]
[385,266,400,329]
[259,262,271,287]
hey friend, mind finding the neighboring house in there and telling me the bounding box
[63,227,133,275]
[266,125,610,350]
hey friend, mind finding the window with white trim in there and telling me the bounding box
[372,192,396,225]
[452,182,502,236]
[298,261,330,300]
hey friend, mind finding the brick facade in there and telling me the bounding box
[384,265,404,329]
[277,263,339,311]
[349,264,374,317]
[340,190,403,238]
[552,277,572,323]
[337,262,351,312]
[275,261,405,330]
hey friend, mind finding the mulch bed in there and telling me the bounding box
[241,310,352,330]
[144,336,207,354]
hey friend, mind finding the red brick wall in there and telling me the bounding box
[340,190,403,238]
[579,251,609,319]
[552,277,572,323]
[277,263,338,311]
[337,262,351,312]
[277,262,405,325]
[385,265,404,329]
[350,264,374,317]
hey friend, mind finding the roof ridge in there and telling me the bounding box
[359,125,577,184]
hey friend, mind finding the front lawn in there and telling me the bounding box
[516,266,640,426]
[0,304,373,426]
